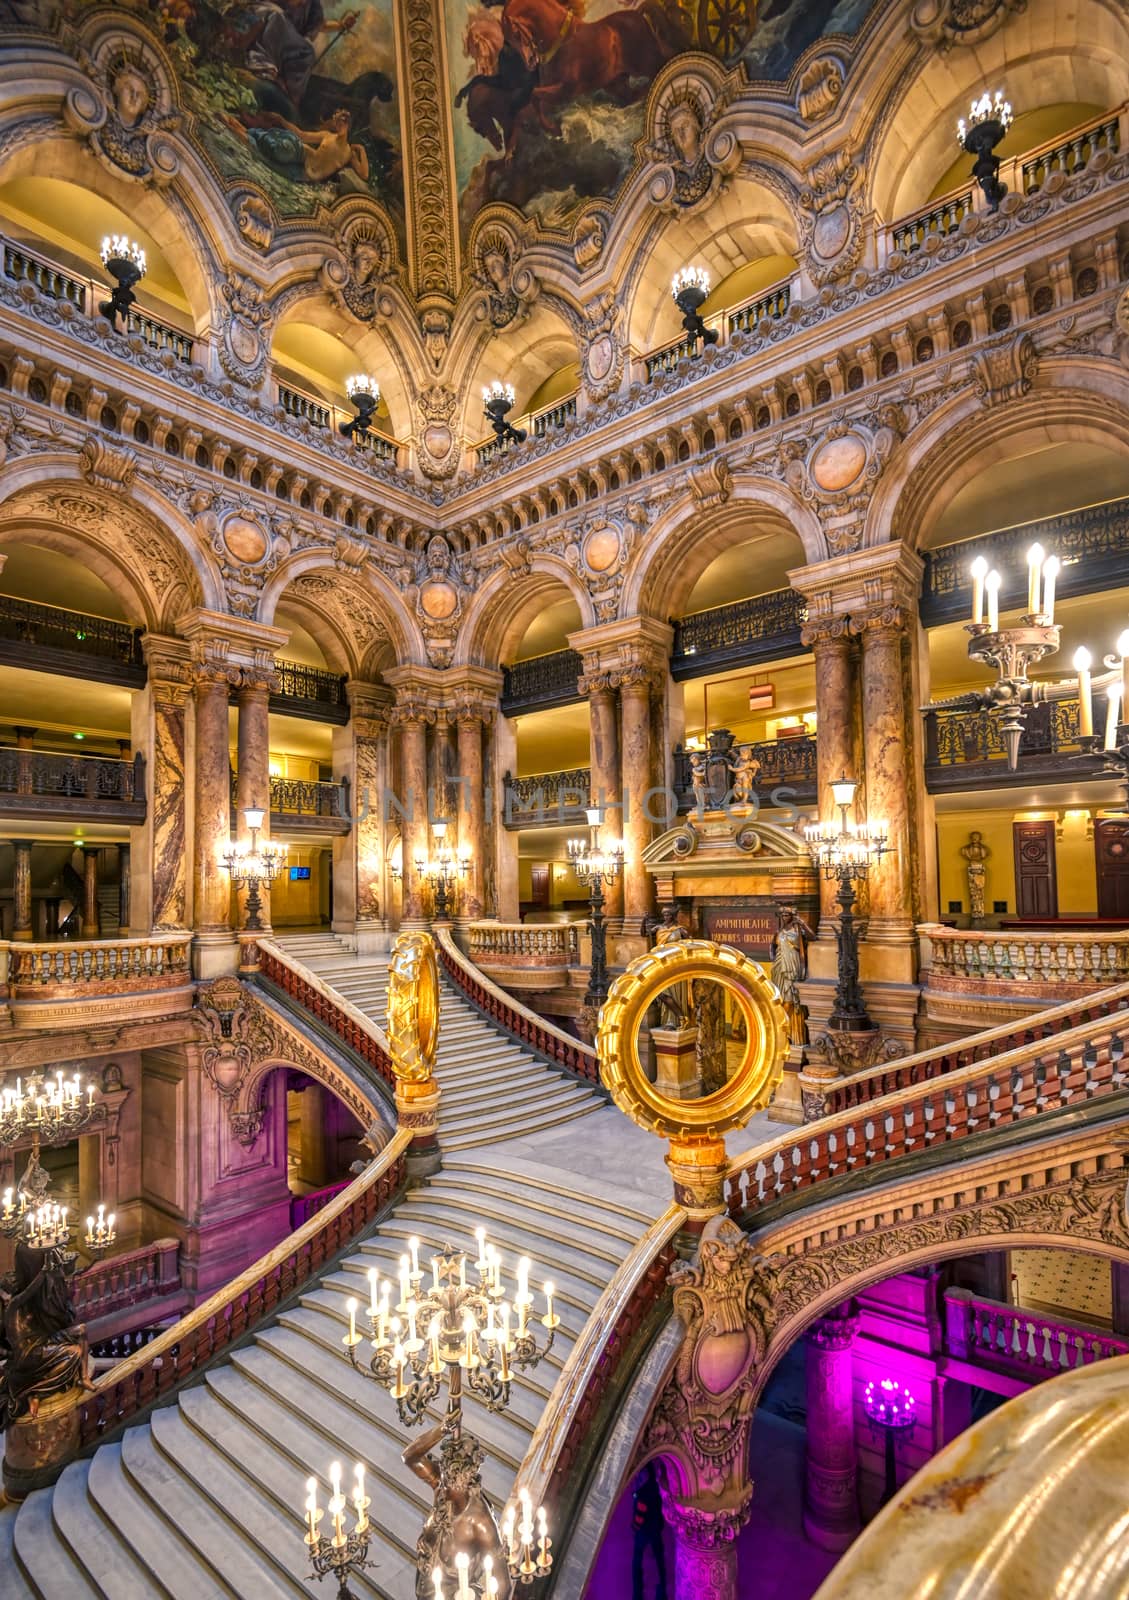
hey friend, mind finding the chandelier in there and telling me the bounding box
[99,234,146,329]
[959,543,1062,769]
[671,265,718,348]
[341,374,381,440]
[0,1069,96,1147]
[956,88,1013,211]
[483,380,526,447]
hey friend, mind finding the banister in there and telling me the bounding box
[76,1129,411,1447]
[256,935,394,1087]
[435,926,601,1084]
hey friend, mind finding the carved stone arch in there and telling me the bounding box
[870,368,1129,554]
[459,296,582,445]
[454,554,594,669]
[258,550,427,673]
[237,1054,388,1154]
[621,484,824,622]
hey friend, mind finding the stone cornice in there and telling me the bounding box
[788,542,925,622]
[178,608,290,667]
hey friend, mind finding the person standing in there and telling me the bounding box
[632,1462,667,1600]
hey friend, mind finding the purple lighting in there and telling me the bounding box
[863,1377,917,1431]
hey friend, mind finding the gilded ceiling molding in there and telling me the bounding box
[400,0,458,304]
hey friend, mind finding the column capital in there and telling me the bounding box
[789,541,924,626]
[801,614,853,650]
[663,1494,752,1549]
[849,603,911,640]
[141,632,194,686]
[806,1302,861,1351]
[178,609,289,680]
[568,615,673,690]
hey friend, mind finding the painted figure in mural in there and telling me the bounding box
[960,829,991,924]
[631,1462,668,1600]
[0,1243,87,1424]
[727,743,762,805]
[454,7,538,155]
[771,904,813,1048]
[692,976,728,1094]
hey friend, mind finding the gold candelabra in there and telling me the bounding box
[0,1069,97,1147]
[220,805,286,931]
[303,1460,372,1600]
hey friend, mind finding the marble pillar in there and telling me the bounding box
[620,673,658,930]
[667,1504,742,1600]
[136,644,191,933]
[81,847,100,938]
[11,840,32,941]
[804,618,856,933]
[456,710,488,920]
[118,843,131,934]
[854,611,916,943]
[396,712,430,925]
[236,676,274,932]
[587,680,624,921]
[192,670,235,967]
[803,1303,861,1551]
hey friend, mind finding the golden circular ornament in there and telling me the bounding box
[386,930,440,1083]
[596,939,787,1140]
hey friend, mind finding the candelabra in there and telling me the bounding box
[343,1232,557,1429]
[414,821,471,921]
[99,234,147,329]
[221,805,286,931]
[430,1496,553,1597]
[302,1461,372,1600]
[1073,629,1129,802]
[84,1203,117,1256]
[671,266,718,348]
[0,1069,97,1148]
[961,543,1062,770]
[863,1378,917,1506]
[567,806,625,1009]
[956,88,1013,212]
[340,374,381,440]
[804,777,889,1033]
[483,381,527,447]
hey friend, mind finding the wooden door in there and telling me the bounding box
[530,865,550,908]
[1095,819,1129,920]
[1012,821,1058,919]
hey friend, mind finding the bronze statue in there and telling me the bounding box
[771,905,814,1048]
[403,1424,513,1600]
[692,977,728,1095]
[0,1242,87,1424]
[959,830,991,925]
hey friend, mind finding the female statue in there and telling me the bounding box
[771,905,814,1048]
[0,1242,86,1423]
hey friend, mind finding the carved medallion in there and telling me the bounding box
[811,434,868,492]
[223,516,268,566]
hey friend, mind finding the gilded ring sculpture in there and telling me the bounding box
[387,930,440,1083]
[596,939,787,1140]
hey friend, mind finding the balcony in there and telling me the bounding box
[643,275,796,385]
[0,593,145,687]
[922,700,1104,793]
[502,768,591,831]
[501,649,584,714]
[921,494,1129,626]
[268,659,349,726]
[0,750,145,823]
[276,380,401,465]
[5,933,194,1027]
[3,237,194,363]
[672,730,817,810]
[670,587,807,678]
[474,391,580,467]
[269,776,351,835]
[465,921,582,989]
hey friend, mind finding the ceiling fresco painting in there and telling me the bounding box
[3,0,404,238]
[446,0,875,234]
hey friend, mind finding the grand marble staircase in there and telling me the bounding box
[0,935,657,1600]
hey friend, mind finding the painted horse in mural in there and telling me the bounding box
[500,0,690,134]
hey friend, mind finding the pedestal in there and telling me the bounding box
[652,1024,700,1100]
[3,1386,83,1499]
[396,1076,441,1179]
[666,1136,728,1233]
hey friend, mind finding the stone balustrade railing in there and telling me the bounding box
[6,935,193,1027]
[943,1287,1129,1381]
[289,1178,351,1229]
[436,927,601,1084]
[466,922,582,968]
[73,1237,182,1325]
[256,937,395,1089]
[76,1130,411,1447]
[919,925,1129,995]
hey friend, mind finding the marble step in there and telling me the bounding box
[421,1170,643,1250]
[438,1093,601,1149]
[10,1488,102,1600]
[0,1504,36,1600]
[52,1459,166,1600]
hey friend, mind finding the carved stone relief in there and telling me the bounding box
[645,67,740,214]
[64,29,181,183]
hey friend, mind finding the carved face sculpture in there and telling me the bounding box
[426,536,451,577]
[114,66,151,129]
[668,102,702,166]
[351,242,381,287]
[483,248,511,293]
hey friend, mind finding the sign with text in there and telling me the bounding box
[701,907,777,959]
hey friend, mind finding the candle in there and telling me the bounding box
[985,569,1001,632]
[392,1340,406,1396]
[406,1299,420,1351]
[970,555,987,624]
[353,1463,367,1532]
[409,1236,420,1279]
[87,1083,96,1109]
[398,1254,410,1308]
[347,1298,357,1344]
[433,1569,445,1600]
[538,1504,549,1565]
[486,1299,497,1342]
[517,1294,528,1338]
[499,1319,510,1383]
[431,1255,440,1292]
[1074,648,1093,738]
[1027,542,1044,615]
[455,1552,471,1600]
[1041,555,1059,622]
[503,1508,515,1558]
[305,1475,320,1544]
[475,1226,488,1270]
[543,1281,557,1329]
[1105,683,1122,751]
[484,1554,499,1599]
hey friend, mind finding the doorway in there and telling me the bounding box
[1094,818,1129,920]
[1012,820,1057,919]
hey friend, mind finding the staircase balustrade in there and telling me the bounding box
[942,1287,1129,1379]
[73,1238,182,1323]
[256,938,395,1087]
[921,925,1129,992]
[76,1131,411,1447]
[466,922,581,968]
[290,1178,351,1229]
[8,933,191,997]
[436,927,601,1084]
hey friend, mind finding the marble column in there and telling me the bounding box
[11,840,32,942]
[349,691,390,944]
[854,610,916,943]
[192,669,235,951]
[396,709,431,926]
[135,638,193,934]
[803,617,856,933]
[81,847,100,939]
[456,709,489,920]
[118,844,131,934]
[236,673,274,932]
[666,1503,743,1600]
[585,676,624,921]
[803,1302,861,1551]
[620,670,659,929]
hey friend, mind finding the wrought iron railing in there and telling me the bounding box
[274,659,348,706]
[890,185,976,256]
[672,730,817,808]
[503,768,591,827]
[0,592,144,669]
[501,648,583,713]
[0,749,144,807]
[921,494,1129,623]
[269,775,350,820]
[922,700,1107,790]
[671,587,806,673]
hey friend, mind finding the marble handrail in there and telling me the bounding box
[466,921,582,967]
[920,923,1129,990]
[942,1288,1129,1377]
[8,934,191,990]
[436,926,600,1083]
[510,1204,684,1516]
[827,979,1129,1112]
[76,1129,411,1446]
[256,935,395,1086]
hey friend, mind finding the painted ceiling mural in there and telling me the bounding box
[446,0,875,234]
[4,0,405,240]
